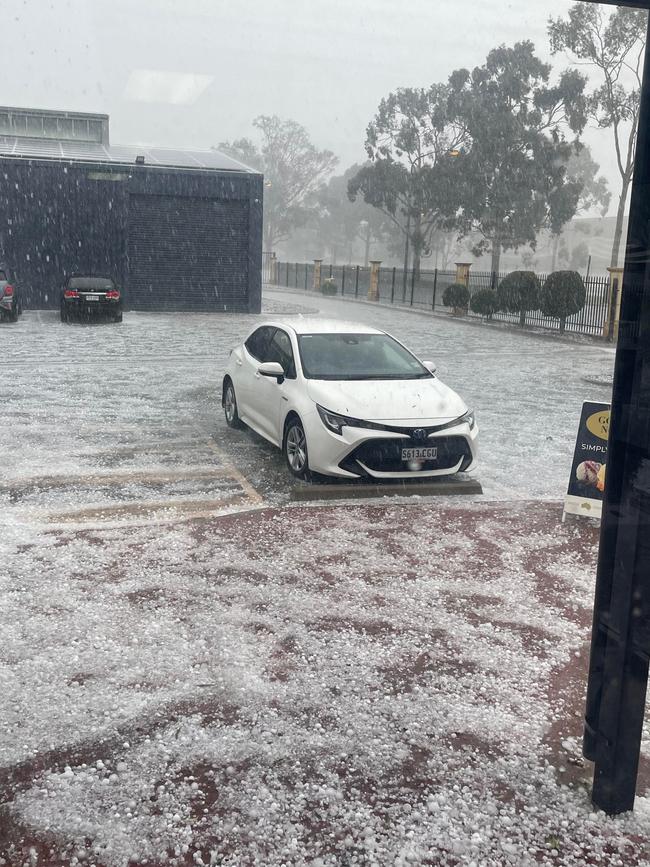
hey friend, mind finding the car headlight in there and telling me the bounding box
[317,405,353,435]
[460,409,476,429]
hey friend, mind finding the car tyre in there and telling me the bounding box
[114,311,123,323]
[60,306,68,323]
[284,416,311,480]
[8,302,18,323]
[223,380,243,429]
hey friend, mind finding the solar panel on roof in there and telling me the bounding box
[0,136,257,173]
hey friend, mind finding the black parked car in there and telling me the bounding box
[0,264,23,323]
[60,275,123,323]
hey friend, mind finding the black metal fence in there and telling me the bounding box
[269,261,612,338]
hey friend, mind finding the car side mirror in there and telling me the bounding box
[423,360,437,375]
[258,361,285,382]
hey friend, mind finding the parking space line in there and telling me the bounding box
[45,493,251,525]
[202,436,264,506]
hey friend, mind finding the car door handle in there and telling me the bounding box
[235,358,243,366]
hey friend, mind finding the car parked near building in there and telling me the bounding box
[60,275,123,323]
[222,318,478,480]
[0,265,23,323]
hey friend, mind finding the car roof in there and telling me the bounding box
[258,318,384,336]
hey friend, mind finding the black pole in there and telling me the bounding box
[341,265,346,296]
[410,266,415,306]
[305,263,308,291]
[391,267,396,304]
[355,266,359,298]
[584,14,650,816]
[432,268,438,311]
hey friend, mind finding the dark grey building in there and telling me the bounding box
[0,107,262,312]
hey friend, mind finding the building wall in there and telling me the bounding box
[0,158,262,312]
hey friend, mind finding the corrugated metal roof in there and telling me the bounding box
[0,136,258,174]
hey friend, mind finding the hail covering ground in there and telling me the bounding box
[3,289,650,865]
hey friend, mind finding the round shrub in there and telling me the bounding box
[321,277,338,296]
[442,282,470,311]
[497,271,541,327]
[469,288,499,319]
[541,270,586,333]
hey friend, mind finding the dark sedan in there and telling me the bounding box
[60,276,123,323]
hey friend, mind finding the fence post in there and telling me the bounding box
[355,265,360,297]
[285,261,289,287]
[329,263,333,279]
[313,259,323,291]
[341,265,346,295]
[368,261,382,301]
[604,266,624,341]
[305,263,308,290]
[391,267,396,304]
[410,267,416,305]
[432,269,438,310]
[270,252,278,285]
[295,262,298,288]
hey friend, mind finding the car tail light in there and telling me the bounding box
[3,285,14,297]
[64,289,79,299]
[106,289,120,300]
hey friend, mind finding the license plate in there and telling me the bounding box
[402,446,438,461]
[85,295,99,301]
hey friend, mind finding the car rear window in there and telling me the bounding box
[67,277,115,290]
[0,270,7,281]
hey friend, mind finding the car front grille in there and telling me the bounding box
[340,436,472,475]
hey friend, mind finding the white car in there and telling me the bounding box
[222,318,478,480]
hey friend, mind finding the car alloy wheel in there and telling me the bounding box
[285,420,309,478]
[224,382,242,428]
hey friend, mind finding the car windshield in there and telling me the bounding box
[298,332,431,380]
[67,277,114,290]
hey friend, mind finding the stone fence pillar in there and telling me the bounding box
[604,266,624,341]
[313,259,323,291]
[369,260,382,301]
[455,262,472,287]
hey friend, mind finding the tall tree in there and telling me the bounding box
[219,116,338,251]
[549,143,611,269]
[447,41,588,273]
[347,85,466,281]
[314,164,392,264]
[549,4,647,267]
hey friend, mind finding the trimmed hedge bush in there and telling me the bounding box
[470,288,499,319]
[497,270,541,327]
[321,278,338,296]
[541,270,586,333]
[442,282,470,311]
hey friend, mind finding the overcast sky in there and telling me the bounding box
[4,0,642,214]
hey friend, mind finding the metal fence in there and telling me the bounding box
[269,261,612,339]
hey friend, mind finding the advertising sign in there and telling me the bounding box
[563,401,610,521]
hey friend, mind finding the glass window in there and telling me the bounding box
[245,326,273,361]
[298,333,431,380]
[266,328,296,378]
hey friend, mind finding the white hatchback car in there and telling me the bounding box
[222,318,478,480]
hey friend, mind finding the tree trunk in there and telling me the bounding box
[519,310,526,328]
[402,213,411,301]
[551,234,560,272]
[491,241,502,277]
[610,177,631,268]
[412,212,422,288]
[560,315,566,334]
